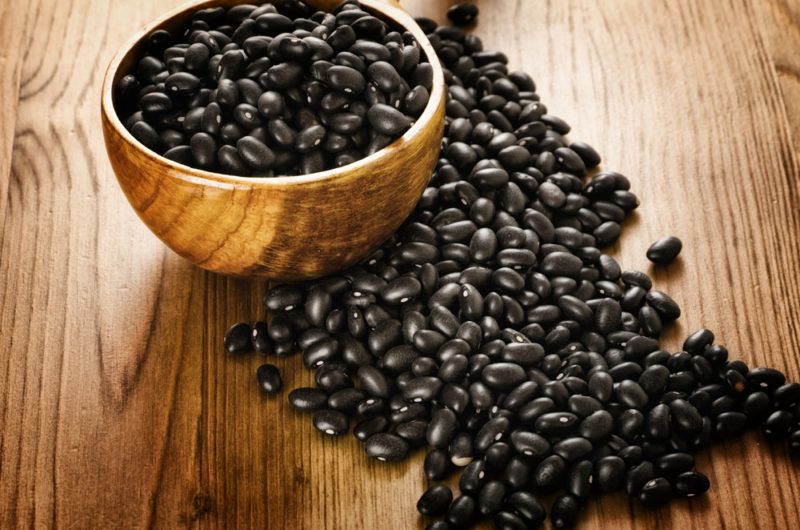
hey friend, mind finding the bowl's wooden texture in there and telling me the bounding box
[101,0,444,280]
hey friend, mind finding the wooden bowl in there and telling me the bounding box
[101,0,445,281]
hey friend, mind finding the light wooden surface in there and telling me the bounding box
[1,0,799,528]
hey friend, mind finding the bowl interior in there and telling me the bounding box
[103,0,445,187]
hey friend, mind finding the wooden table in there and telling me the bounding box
[1,0,799,528]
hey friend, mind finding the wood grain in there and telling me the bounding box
[1,0,799,529]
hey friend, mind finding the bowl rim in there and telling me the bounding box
[101,0,446,187]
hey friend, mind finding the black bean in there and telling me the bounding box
[250,321,271,354]
[139,92,172,114]
[317,369,352,393]
[351,39,392,62]
[477,480,505,516]
[715,411,748,438]
[450,432,475,466]
[747,367,786,391]
[762,410,794,439]
[365,432,409,461]
[773,382,800,409]
[646,290,681,321]
[550,495,580,530]
[190,132,217,167]
[566,141,600,167]
[303,337,338,368]
[417,485,453,516]
[354,416,390,442]
[616,380,649,410]
[424,449,451,481]
[427,407,459,449]
[236,136,275,170]
[446,495,476,527]
[646,236,683,264]
[626,460,655,496]
[313,409,349,435]
[224,322,251,354]
[367,103,413,135]
[553,437,592,462]
[480,362,525,389]
[130,120,160,151]
[674,471,710,498]
[327,64,367,94]
[493,511,527,530]
[288,387,328,411]
[579,410,613,441]
[639,477,672,506]
[532,454,565,492]
[256,364,282,394]
[447,3,479,26]
[593,456,626,493]
[357,365,390,399]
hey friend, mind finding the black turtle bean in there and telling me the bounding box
[646,236,683,264]
[256,363,282,394]
[365,433,409,461]
[223,322,252,354]
[313,409,349,436]
[417,485,453,516]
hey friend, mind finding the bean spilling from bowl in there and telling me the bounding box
[224,3,800,529]
[115,0,431,177]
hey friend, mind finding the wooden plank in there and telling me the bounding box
[0,0,798,529]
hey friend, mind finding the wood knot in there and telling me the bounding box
[192,493,213,519]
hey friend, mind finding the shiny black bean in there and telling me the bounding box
[533,454,566,493]
[476,480,505,517]
[417,485,453,516]
[763,410,794,439]
[646,290,681,321]
[234,136,274,170]
[674,471,710,498]
[358,365,391,399]
[646,236,683,264]
[354,416,390,442]
[773,382,800,409]
[446,495,476,527]
[367,103,413,135]
[670,399,703,436]
[482,362,526,389]
[326,65,366,97]
[747,367,786,391]
[313,409,349,435]
[424,449,451,480]
[222,322,251,354]
[365,432,409,461]
[639,477,672,506]
[447,3,479,26]
[427,408,459,449]
[256,364,282,394]
[579,410,613,442]
[402,376,443,403]
[288,387,328,411]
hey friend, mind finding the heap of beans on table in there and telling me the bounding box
[115,0,431,176]
[217,2,800,529]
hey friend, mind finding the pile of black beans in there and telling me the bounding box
[224,4,800,529]
[115,0,431,176]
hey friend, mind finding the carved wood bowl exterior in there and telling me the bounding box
[101,0,445,280]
